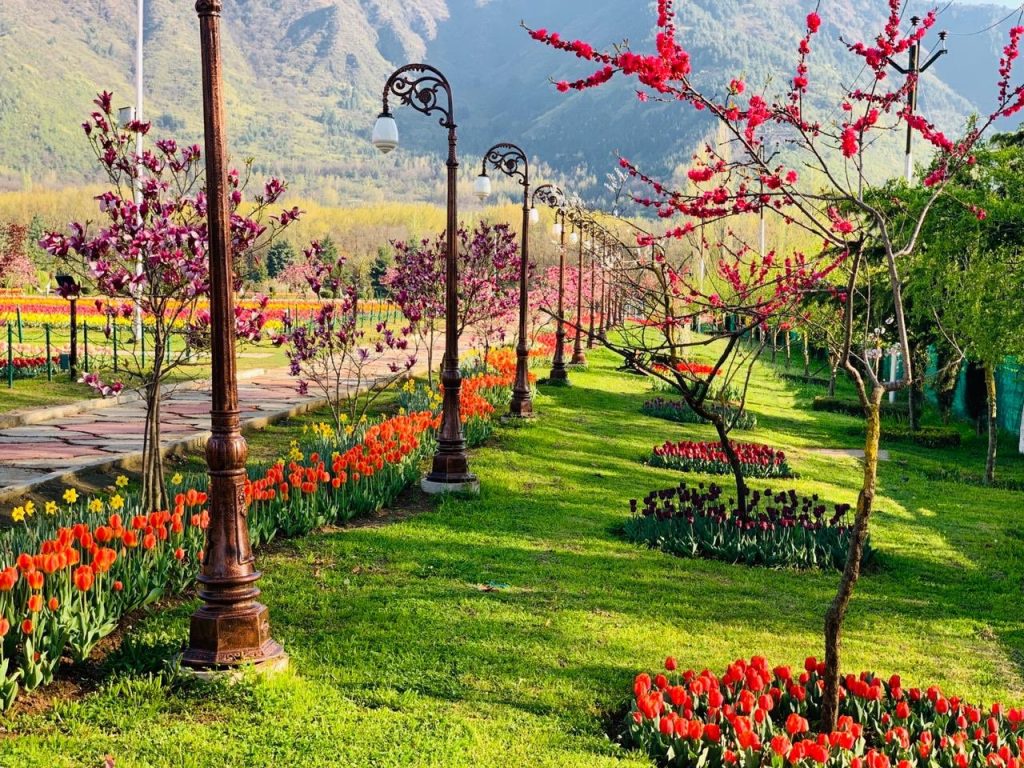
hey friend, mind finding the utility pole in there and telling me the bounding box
[133,0,145,340]
[888,18,948,183]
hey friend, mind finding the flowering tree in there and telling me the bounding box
[0,224,38,290]
[462,222,523,369]
[386,234,445,387]
[41,92,300,513]
[386,221,522,378]
[893,131,1024,479]
[528,0,1024,729]
[276,241,416,432]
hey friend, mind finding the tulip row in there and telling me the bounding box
[244,410,440,546]
[629,655,1024,768]
[0,486,208,709]
[653,360,723,378]
[642,397,758,430]
[0,412,436,710]
[0,296,398,335]
[0,355,59,379]
[650,440,793,479]
[625,481,864,570]
[0,363,517,709]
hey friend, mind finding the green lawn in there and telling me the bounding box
[2,348,1023,766]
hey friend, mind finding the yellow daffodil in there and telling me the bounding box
[88,498,104,514]
[44,501,58,516]
[109,494,124,511]
[115,475,129,488]
[11,506,25,523]
[63,488,79,505]
[339,414,349,424]
[171,473,183,485]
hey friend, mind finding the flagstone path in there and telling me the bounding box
[0,368,341,502]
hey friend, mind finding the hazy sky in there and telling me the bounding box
[956,0,1023,7]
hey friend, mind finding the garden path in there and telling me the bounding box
[0,337,442,502]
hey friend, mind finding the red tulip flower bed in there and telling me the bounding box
[653,361,722,378]
[650,440,792,479]
[625,482,864,569]
[629,655,1024,768]
[0,355,58,379]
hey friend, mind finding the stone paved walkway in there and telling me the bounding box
[0,365,391,501]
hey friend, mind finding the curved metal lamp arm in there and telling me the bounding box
[481,142,529,188]
[382,63,455,129]
[531,183,565,210]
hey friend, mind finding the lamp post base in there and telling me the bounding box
[570,353,587,366]
[508,396,534,419]
[179,652,289,682]
[180,601,286,671]
[421,476,480,495]
[539,376,570,388]
[547,366,569,383]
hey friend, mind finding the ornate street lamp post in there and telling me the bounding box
[531,184,569,384]
[182,0,285,672]
[586,232,598,349]
[569,212,589,366]
[372,64,478,494]
[474,143,534,417]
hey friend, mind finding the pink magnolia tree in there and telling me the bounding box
[529,0,1024,727]
[386,220,523,377]
[41,92,300,512]
[386,234,445,387]
[276,241,416,432]
[0,224,38,290]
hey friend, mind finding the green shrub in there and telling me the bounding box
[842,423,961,448]
[641,397,757,430]
[812,396,907,420]
[882,425,961,448]
[923,467,1024,490]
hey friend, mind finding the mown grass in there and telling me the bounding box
[1,348,1022,767]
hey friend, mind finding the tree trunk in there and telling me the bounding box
[907,341,928,432]
[803,333,810,380]
[426,327,435,389]
[1015,403,1024,456]
[141,379,167,513]
[985,363,998,484]
[712,416,748,516]
[935,343,961,425]
[771,329,778,363]
[821,386,883,731]
[785,331,792,369]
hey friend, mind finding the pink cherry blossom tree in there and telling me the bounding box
[41,92,301,513]
[529,0,1024,727]
[276,241,416,432]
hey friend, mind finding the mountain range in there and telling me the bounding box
[0,0,1020,205]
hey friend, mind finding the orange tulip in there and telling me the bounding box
[73,565,94,592]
